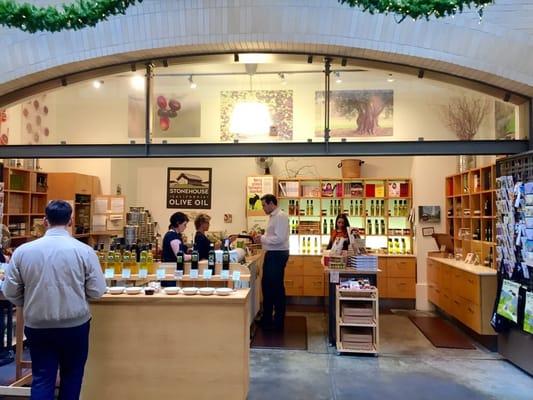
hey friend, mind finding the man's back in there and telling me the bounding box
[3,227,106,329]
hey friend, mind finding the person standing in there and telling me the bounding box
[255,194,290,330]
[2,200,106,400]
[194,213,217,260]
[326,214,351,252]
[161,211,190,262]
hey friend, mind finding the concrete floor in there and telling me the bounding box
[249,311,532,400]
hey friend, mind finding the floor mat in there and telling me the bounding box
[251,316,308,350]
[408,316,475,349]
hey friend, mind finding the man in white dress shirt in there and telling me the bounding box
[255,194,290,330]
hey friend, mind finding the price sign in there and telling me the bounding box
[232,270,241,281]
[220,270,230,279]
[156,268,166,280]
[190,269,199,279]
[203,269,213,279]
[105,268,115,279]
[121,268,131,279]
[138,269,148,278]
[329,271,339,283]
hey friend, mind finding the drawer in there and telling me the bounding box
[303,276,324,296]
[451,297,463,321]
[440,291,453,314]
[284,276,303,296]
[303,256,324,276]
[387,258,416,278]
[74,174,92,194]
[377,271,388,298]
[462,300,481,332]
[285,256,304,276]
[462,272,480,305]
[387,277,415,299]
[428,285,439,305]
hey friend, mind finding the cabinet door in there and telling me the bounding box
[387,258,416,278]
[284,276,303,296]
[303,276,324,296]
[463,300,481,332]
[303,256,324,276]
[462,271,480,305]
[387,277,415,298]
[74,174,92,194]
[285,256,304,276]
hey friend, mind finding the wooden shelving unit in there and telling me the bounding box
[335,287,379,355]
[445,165,496,268]
[2,166,48,245]
[277,177,413,254]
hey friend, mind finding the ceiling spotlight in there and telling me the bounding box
[162,59,169,68]
[92,80,103,89]
[278,72,287,85]
[341,58,347,67]
[307,55,313,64]
[418,69,425,79]
[234,53,239,62]
[131,75,145,91]
[188,75,197,89]
[387,74,395,83]
[335,71,342,84]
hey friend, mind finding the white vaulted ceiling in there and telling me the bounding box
[0,0,532,99]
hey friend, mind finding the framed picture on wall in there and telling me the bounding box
[167,168,212,209]
[418,206,441,223]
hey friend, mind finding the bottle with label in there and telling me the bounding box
[289,200,294,216]
[370,200,375,217]
[97,244,106,271]
[222,240,230,270]
[129,247,138,274]
[393,200,398,216]
[191,243,199,270]
[307,237,312,254]
[388,238,394,254]
[400,238,406,254]
[380,220,385,235]
[122,247,131,270]
[374,219,379,236]
[310,201,314,216]
[176,249,185,272]
[107,247,115,273]
[367,219,372,236]
[329,200,333,216]
[394,238,400,254]
[114,246,122,274]
[350,200,354,216]
[147,245,155,274]
[139,246,148,272]
[208,243,216,275]
[323,219,328,235]
[329,219,334,234]
[314,237,319,254]
[295,200,299,215]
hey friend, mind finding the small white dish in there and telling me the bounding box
[215,288,233,296]
[108,286,125,295]
[125,287,143,295]
[164,287,180,295]
[182,287,198,296]
[199,287,215,296]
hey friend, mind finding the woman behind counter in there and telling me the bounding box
[194,213,218,260]
[162,212,191,262]
[327,214,351,251]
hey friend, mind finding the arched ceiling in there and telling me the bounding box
[0,0,531,103]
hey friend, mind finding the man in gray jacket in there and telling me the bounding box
[3,200,106,400]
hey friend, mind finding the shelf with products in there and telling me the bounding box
[278,177,413,255]
[445,165,496,268]
[2,166,48,245]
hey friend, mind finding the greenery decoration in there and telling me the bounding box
[338,0,492,22]
[0,0,142,33]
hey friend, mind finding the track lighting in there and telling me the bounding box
[335,71,342,84]
[188,75,197,89]
[387,74,395,83]
[307,55,313,64]
[341,58,347,67]
[92,80,104,89]
[278,73,287,85]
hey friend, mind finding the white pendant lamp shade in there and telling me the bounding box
[229,101,272,137]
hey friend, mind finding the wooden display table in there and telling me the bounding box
[82,289,251,399]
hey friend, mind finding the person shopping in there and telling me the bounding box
[327,214,351,252]
[3,200,106,400]
[162,212,190,262]
[254,194,290,330]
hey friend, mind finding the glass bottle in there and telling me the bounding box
[190,242,199,271]
[176,249,185,272]
[147,245,155,274]
[208,243,216,275]
[222,239,230,270]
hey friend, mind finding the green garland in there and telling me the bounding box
[0,0,142,33]
[339,0,492,22]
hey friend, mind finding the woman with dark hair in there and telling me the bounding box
[327,214,351,251]
[162,212,191,262]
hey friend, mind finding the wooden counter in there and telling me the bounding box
[427,256,497,335]
[82,289,251,399]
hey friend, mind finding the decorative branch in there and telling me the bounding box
[0,0,142,33]
[440,96,489,140]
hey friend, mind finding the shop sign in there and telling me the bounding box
[167,168,212,209]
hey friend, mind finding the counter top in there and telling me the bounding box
[428,256,497,276]
[324,268,379,274]
[92,288,250,304]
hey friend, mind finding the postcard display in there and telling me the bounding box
[495,155,533,374]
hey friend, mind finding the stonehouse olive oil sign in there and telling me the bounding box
[167,168,212,209]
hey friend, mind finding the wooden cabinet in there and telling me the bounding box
[378,256,416,299]
[2,167,48,246]
[427,257,497,335]
[284,255,325,296]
